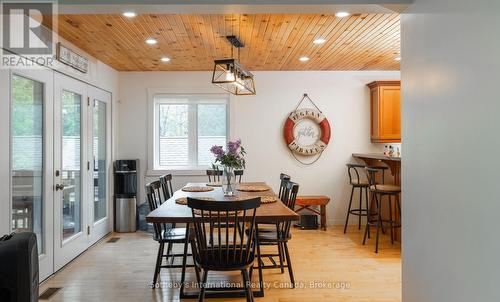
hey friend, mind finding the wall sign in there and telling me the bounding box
[56,43,89,74]
[283,94,331,165]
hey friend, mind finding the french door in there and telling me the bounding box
[87,86,112,245]
[53,74,89,270]
[6,70,112,277]
[9,69,55,281]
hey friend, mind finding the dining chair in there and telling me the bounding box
[159,174,174,202]
[145,181,199,288]
[251,180,299,287]
[234,169,244,183]
[278,173,291,199]
[206,169,223,182]
[159,173,176,256]
[257,173,291,235]
[187,197,261,302]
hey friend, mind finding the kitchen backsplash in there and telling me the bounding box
[375,143,402,156]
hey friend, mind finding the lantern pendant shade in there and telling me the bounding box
[212,59,256,95]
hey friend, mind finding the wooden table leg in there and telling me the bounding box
[320,205,327,231]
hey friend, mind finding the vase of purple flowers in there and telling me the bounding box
[210,139,246,196]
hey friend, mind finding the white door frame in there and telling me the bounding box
[3,68,55,281]
[87,86,112,245]
[0,69,10,238]
[53,73,89,271]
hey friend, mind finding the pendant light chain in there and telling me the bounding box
[238,14,241,61]
[231,14,235,59]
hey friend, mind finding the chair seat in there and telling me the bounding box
[350,180,369,187]
[195,248,254,270]
[369,184,401,193]
[154,227,194,242]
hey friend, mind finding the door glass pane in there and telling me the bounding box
[11,75,44,254]
[197,103,227,166]
[158,104,188,166]
[93,100,106,222]
[61,90,81,239]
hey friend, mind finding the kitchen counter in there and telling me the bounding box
[352,153,401,184]
[352,153,401,162]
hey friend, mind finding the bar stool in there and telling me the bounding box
[363,167,401,253]
[344,164,388,233]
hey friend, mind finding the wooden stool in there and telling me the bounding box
[295,196,330,231]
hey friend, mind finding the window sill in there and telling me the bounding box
[146,169,207,177]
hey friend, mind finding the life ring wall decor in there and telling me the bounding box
[284,94,332,165]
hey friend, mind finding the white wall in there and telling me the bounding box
[118,70,399,225]
[402,1,500,301]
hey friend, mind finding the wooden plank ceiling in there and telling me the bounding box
[57,13,400,71]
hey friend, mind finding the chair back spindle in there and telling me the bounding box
[187,197,261,269]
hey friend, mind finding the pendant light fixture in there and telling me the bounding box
[212,35,256,95]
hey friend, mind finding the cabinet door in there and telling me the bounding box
[379,85,401,141]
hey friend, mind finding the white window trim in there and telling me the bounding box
[147,89,233,176]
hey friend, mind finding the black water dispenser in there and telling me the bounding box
[114,160,138,232]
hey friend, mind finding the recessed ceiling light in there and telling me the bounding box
[160,57,171,62]
[299,56,310,62]
[335,12,350,18]
[145,38,157,45]
[395,56,401,61]
[313,38,326,45]
[122,11,137,18]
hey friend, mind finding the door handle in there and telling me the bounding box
[55,184,65,191]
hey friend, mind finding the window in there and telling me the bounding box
[153,94,228,170]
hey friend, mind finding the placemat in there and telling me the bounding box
[236,184,270,192]
[238,195,277,204]
[258,195,278,204]
[175,196,215,205]
[181,186,214,192]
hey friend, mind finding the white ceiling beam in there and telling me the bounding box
[58,1,411,14]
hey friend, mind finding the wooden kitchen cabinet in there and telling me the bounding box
[367,81,401,143]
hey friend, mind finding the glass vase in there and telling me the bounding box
[222,166,235,196]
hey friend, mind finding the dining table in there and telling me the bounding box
[146,181,299,299]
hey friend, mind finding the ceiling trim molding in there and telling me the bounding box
[59,2,411,14]
[58,0,412,4]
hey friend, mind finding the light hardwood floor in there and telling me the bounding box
[40,226,401,302]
